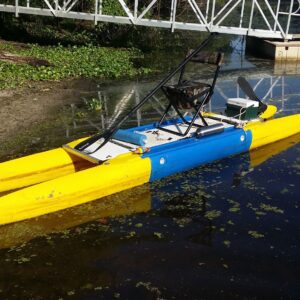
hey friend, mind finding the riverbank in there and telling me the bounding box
[0,40,151,90]
[0,78,100,158]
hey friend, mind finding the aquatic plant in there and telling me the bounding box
[248,230,265,239]
[83,97,104,112]
[0,42,148,89]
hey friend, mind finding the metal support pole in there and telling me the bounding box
[188,0,209,27]
[99,0,103,15]
[248,0,255,32]
[134,0,138,20]
[15,0,19,17]
[262,76,280,101]
[206,0,210,19]
[138,0,157,21]
[285,0,294,38]
[270,76,273,99]
[264,0,286,38]
[135,87,141,127]
[255,0,272,31]
[170,0,174,22]
[95,0,98,24]
[210,0,216,29]
[171,0,178,32]
[216,0,242,27]
[240,0,245,28]
[274,0,281,31]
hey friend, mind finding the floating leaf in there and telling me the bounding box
[154,232,163,239]
[223,240,231,247]
[248,230,265,238]
[260,204,284,214]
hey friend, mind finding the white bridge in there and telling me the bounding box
[0,0,299,40]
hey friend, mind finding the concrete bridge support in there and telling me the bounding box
[246,37,300,61]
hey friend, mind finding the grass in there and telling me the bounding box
[0,42,151,89]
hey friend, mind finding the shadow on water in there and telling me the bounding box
[0,36,299,299]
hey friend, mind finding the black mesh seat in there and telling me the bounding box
[162,81,211,110]
[158,51,224,136]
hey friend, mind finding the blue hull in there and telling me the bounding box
[143,127,252,181]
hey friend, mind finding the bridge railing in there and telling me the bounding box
[0,0,299,40]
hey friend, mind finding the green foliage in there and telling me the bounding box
[102,0,126,16]
[83,97,103,112]
[0,43,149,89]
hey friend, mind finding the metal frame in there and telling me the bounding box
[72,34,214,153]
[157,53,223,137]
[0,0,299,40]
[64,74,293,141]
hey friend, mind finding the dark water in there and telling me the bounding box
[0,37,299,299]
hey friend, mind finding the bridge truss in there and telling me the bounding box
[0,1,299,40]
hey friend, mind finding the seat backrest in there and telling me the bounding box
[178,50,224,85]
[162,82,211,109]
[178,50,224,107]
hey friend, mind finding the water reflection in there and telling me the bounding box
[1,133,298,251]
[0,185,151,249]
[0,134,298,298]
[0,40,299,298]
[62,72,300,138]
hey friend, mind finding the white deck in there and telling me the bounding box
[82,118,233,162]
